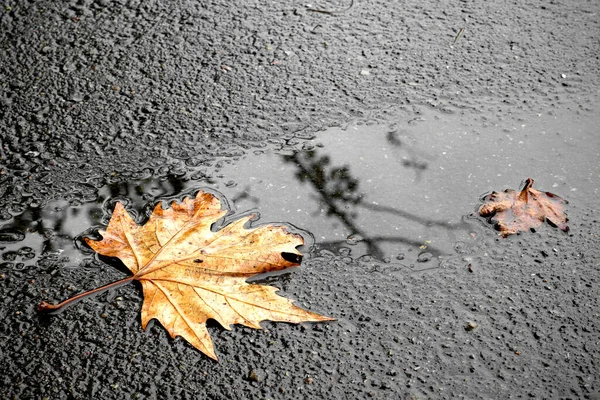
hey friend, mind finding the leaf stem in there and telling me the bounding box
[37,276,135,314]
[518,178,534,203]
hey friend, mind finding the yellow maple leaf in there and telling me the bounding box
[39,191,333,360]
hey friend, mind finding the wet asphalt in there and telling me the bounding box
[1,0,600,399]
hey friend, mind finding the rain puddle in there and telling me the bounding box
[1,105,599,275]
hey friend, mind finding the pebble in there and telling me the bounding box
[247,369,260,382]
[465,321,478,331]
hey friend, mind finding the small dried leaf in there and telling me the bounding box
[478,178,569,237]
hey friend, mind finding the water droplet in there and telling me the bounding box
[417,252,433,263]
[454,241,468,254]
[345,234,363,245]
[338,247,351,256]
[318,249,336,259]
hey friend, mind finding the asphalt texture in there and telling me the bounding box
[1,0,600,399]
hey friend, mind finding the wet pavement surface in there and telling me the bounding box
[1,1,600,399]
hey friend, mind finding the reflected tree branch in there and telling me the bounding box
[282,148,468,259]
[284,151,385,257]
[358,202,469,230]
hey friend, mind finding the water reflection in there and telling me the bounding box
[386,129,429,181]
[213,119,487,266]
[282,149,471,260]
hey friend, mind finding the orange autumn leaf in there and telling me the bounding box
[41,190,333,360]
[478,178,569,237]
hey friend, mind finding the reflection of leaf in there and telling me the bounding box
[478,178,569,237]
[42,191,333,360]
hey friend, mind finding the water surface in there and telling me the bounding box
[2,105,598,272]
